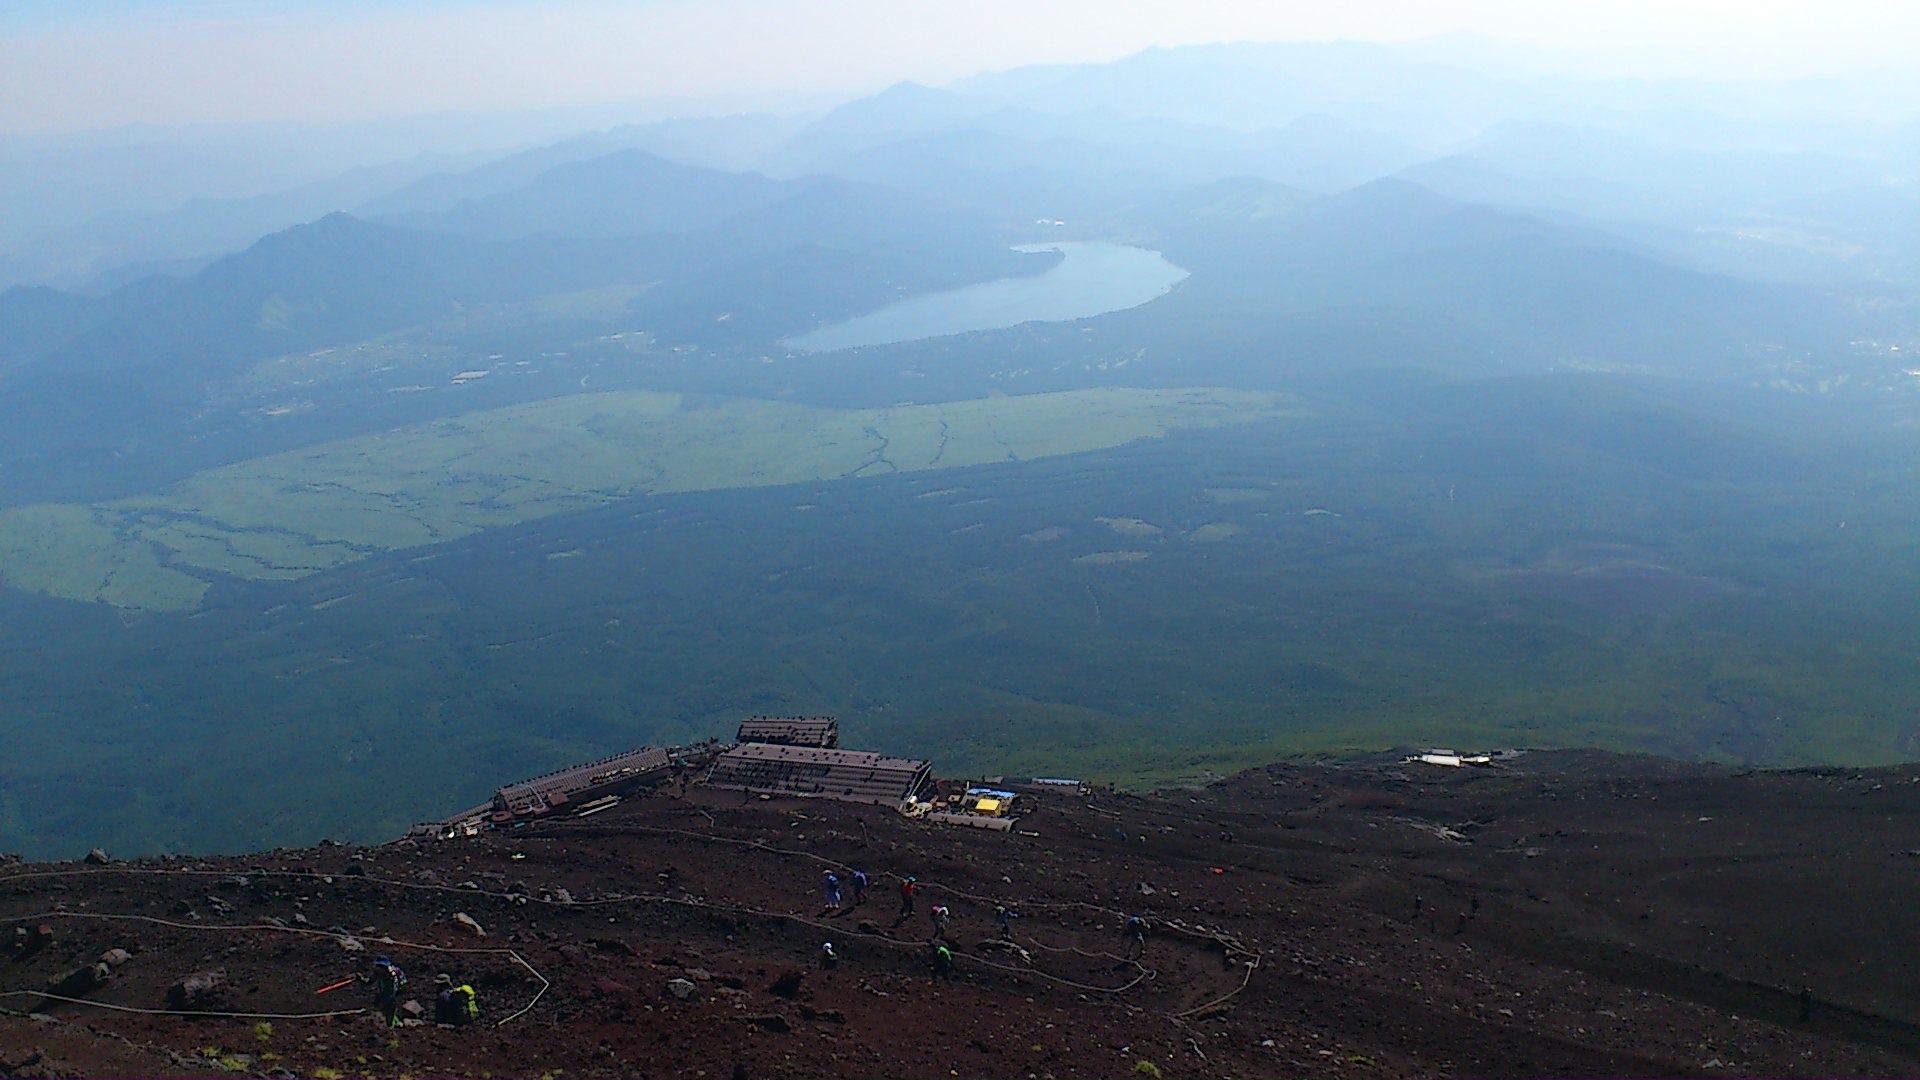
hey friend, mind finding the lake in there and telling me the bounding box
[785,241,1189,353]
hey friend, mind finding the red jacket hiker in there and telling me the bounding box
[899,877,918,914]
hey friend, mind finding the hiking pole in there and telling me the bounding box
[315,977,357,995]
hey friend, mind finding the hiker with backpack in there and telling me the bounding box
[898,875,918,918]
[364,956,407,1027]
[433,974,479,1026]
[850,869,869,906]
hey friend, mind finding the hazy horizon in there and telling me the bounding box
[5,0,1919,136]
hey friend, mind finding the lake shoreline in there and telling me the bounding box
[785,240,1189,353]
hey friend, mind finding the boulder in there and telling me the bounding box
[400,1000,426,1018]
[12,926,53,959]
[768,970,805,999]
[336,936,365,954]
[82,848,110,865]
[167,969,228,1011]
[47,963,111,996]
[663,978,699,1001]
[98,948,133,968]
[451,912,486,938]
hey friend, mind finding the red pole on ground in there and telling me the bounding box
[315,977,357,995]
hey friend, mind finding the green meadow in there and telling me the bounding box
[0,387,1297,610]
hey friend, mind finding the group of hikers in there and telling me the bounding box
[361,956,480,1028]
[815,867,1148,978]
[819,868,870,911]
[356,869,1148,1023]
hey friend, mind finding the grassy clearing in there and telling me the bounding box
[0,387,1297,610]
[0,505,208,610]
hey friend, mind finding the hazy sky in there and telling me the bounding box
[3,0,1917,134]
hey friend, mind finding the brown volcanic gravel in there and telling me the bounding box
[5,749,1920,1078]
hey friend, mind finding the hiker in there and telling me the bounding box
[994,904,1016,940]
[433,974,479,1026]
[899,876,918,917]
[1412,895,1425,919]
[929,904,950,941]
[821,941,838,970]
[931,942,954,981]
[850,869,869,906]
[823,871,842,911]
[1124,916,1148,959]
[365,955,407,1028]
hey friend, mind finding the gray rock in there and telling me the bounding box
[83,848,109,865]
[400,1000,425,1018]
[167,969,227,1010]
[664,978,699,1001]
[336,936,365,954]
[98,948,133,968]
[452,912,486,938]
[47,963,111,995]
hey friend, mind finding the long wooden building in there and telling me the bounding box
[736,716,840,748]
[707,743,931,805]
[489,745,674,819]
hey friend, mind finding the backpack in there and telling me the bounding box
[451,984,478,1022]
[375,960,406,991]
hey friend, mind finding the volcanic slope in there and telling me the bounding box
[5,751,1920,1078]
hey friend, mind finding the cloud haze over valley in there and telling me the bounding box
[9,8,1920,1078]
[1,1,1917,885]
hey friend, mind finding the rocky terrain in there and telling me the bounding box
[6,749,1920,1078]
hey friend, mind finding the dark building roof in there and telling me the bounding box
[736,716,840,748]
[492,746,673,817]
[708,743,930,805]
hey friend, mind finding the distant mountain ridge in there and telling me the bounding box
[383,149,805,240]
